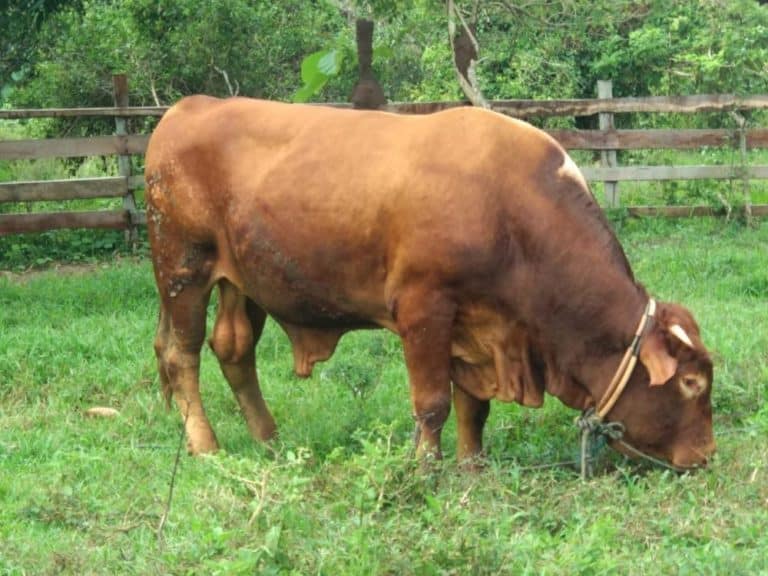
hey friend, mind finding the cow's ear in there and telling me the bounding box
[639,330,677,386]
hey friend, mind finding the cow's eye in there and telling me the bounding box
[678,374,707,399]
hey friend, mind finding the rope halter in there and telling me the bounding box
[576,298,660,478]
[596,298,656,420]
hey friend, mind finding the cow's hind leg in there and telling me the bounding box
[153,270,217,454]
[209,279,277,443]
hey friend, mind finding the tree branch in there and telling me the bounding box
[447,0,489,109]
[149,77,161,107]
[213,65,239,97]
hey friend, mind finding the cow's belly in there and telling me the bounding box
[251,289,381,331]
[223,213,391,330]
[238,259,388,330]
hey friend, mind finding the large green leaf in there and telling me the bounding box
[317,49,343,76]
[294,48,344,102]
[293,77,328,103]
[300,50,328,84]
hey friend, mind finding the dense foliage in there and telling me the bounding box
[2,0,767,110]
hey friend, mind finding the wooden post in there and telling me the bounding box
[731,111,753,224]
[350,19,386,109]
[598,80,619,208]
[112,74,138,243]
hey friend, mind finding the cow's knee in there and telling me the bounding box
[157,344,200,389]
[413,395,451,460]
[414,396,451,432]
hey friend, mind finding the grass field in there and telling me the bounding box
[1,218,767,575]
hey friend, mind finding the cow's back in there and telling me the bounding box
[145,98,622,327]
[146,96,568,235]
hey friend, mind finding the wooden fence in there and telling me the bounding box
[1,76,768,236]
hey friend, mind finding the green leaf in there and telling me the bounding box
[263,524,282,555]
[300,50,328,84]
[317,49,342,76]
[293,76,328,103]
[424,493,441,513]
[295,48,343,102]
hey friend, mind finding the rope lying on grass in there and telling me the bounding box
[497,412,751,477]
[156,410,188,547]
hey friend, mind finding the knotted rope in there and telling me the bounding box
[576,408,625,479]
[576,407,687,478]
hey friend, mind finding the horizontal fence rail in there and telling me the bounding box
[1,78,767,235]
[0,177,144,213]
[0,177,131,203]
[0,135,150,160]
[628,205,768,217]
[0,106,168,119]
[2,130,767,162]
[0,210,134,235]
[550,128,768,150]
[582,165,768,182]
[2,93,767,120]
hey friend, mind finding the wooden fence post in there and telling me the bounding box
[112,74,138,243]
[598,80,619,208]
[350,19,386,109]
[730,111,753,224]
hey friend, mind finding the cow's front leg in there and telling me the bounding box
[395,289,456,460]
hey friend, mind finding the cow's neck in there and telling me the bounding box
[528,267,648,407]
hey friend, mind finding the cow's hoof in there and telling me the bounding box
[186,435,219,456]
[458,453,487,473]
[251,419,278,443]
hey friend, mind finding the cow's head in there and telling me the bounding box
[608,301,715,470]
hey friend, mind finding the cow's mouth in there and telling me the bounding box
[608,437,711,472]
[670,444,714,470]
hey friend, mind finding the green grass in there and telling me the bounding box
[1,218,767,574]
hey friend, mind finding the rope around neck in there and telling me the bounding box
[596,299,656,420]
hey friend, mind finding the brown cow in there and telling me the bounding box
[145,97,715,469]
